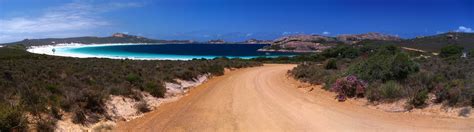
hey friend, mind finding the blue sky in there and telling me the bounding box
[0,0,473,43]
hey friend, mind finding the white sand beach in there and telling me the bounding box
[26,43,198,60]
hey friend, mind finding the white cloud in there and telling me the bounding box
[322,31,330,35]
[0,1,142,43]
[456,26,473,33]
[246,33,253,37]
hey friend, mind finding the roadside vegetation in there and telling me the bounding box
[290,44,473,109]
[0,47,261,131]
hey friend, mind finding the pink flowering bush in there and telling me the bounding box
[331,75,367,101]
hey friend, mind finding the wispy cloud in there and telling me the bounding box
[456,26,473,33]
[0,1,142,43]
[322,31,330,35]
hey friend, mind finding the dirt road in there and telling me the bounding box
[116,64,474,131]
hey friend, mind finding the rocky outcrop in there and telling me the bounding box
[112,33,127,38]
[261,33,400,52]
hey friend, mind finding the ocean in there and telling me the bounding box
[57,44,298,60]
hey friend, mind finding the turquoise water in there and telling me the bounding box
[57,44,298,60]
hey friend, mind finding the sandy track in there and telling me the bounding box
[115,64,474,131]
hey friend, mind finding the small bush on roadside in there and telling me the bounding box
[143,82,166,98]
[323,74,339,90]
[37,119,56,131]
[409,89,429,108]
[459,107,471,117]
[0,104,26,131]
[72,110,87,124]
[136,101,151,113]
[366,82,383,101]
[365,81,404,102]
[291,62,333,85]
[379,81,404,101]
[434,79,474,107]
[331,75,367,101]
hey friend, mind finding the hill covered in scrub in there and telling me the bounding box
[1,33,194,46]
[0,46,261,131]
[397,32,474,52]
[260,33,401,52]
[261,32,474,53]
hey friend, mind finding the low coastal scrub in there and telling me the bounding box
[0,47,261,131]
[291,44,473,109]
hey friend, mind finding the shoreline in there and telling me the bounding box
[26,43,177,60]
[26,43,224,60]
[26,43,290,60]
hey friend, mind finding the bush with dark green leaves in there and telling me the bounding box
[439,45,464,58]
[409,89,429,108]
[290,62,334,85]
[321,45,361,59]
[434,80,474,107]
[470,49,474,58]
[366,81,404,102]
[347,45,419,81]
[324,58,338,69]
[0,103,26,131]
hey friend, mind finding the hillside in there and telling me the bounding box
[262,32,474,52]
[1,33,193,46]
[260,33,401,52]
[398,32,474,52]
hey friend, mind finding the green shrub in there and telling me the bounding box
[435,79,474,106]
[367,81,404,102]
[439,45,463,58]
[143,82,166,98]
[291,63,333,85]
[206,64,224,76]
[0,103,26,131]
[321,45,360,59]
[409,89,428,108]
[379,81,404,101]
[324,58,338,70]
[391,53,419,80]
[324,74,339,90]
[126,74,142,85]
[366,82,382,101]
[347,46,418,81]
[469,49,474,58]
